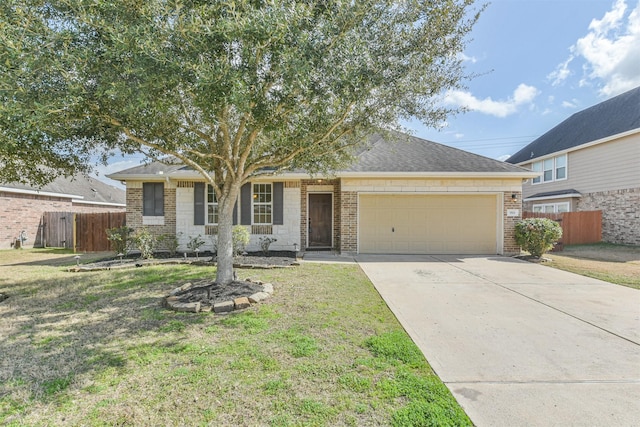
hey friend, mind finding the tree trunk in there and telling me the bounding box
[215,186,240,285]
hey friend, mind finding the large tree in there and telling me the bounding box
[0,0,481,284]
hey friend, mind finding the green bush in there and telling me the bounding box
[106,226,133,255]
[186,234,206,253]
[232,225,250,255]
[158,233,180,257]
[515,218,563,258]
[133,227,158,259]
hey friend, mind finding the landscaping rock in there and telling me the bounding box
[170,301,201,313]
[262,283,274,294]
[213,300,234,313]
[234,297,251,310]
[248,292,269,303]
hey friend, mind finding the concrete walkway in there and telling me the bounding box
[357,255,640,427]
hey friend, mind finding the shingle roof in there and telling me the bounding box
[1,174,125,205]
[108,132,530,177]
[525,189,582,199]
[507,86,640,164]
[343,132,528,173]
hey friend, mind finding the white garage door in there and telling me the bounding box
[359,194,498,254]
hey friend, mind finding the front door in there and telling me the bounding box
[308,193,332,247]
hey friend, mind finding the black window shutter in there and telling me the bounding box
[273,182,283,225]
[143,183,153,216]
[240,183,252,225]
[154,183,164,216]
[194,183,205,225]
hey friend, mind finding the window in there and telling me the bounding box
[532,162,542,184]
[206,184,218,224]
[531,154,567,184]
[532,202,570,213]
[143,183,164,216]
[555,154,566,180]
[252,183,272,224]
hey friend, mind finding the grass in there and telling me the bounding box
[544,242,640,289]
[0,249,471,426]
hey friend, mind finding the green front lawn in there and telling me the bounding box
[0,250,470,426]
[545,243,640,289]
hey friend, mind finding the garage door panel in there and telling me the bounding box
[359,194,497,255]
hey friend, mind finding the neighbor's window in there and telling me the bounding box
[252,183,272,224]
[555,154,567,180]
[532,202,570,213]
[206,184,218,224]
[143,183,164,216]
[531,154,567,184]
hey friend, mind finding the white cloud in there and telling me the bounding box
[551,0,640,96]
[444,84,540,118]
[496,154,511,162]
[458,52,478,64]
[561,99,579,108]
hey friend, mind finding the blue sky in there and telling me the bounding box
[97,0,640,186]
[408,0,640,161]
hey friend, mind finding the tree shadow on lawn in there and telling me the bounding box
[0,265,217,419]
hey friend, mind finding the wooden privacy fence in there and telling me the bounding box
[522,211,602,246]
[41,211,126,252]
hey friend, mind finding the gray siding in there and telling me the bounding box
[522,132,640,199]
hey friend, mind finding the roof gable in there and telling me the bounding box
[507,86,640,164]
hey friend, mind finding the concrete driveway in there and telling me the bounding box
[357,255,640,427]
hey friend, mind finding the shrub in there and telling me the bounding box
[232,226,250,256]
[106,226,133,255]
[158,233,180,257]
[514,218,563,258]
[187,234,206,253]
[258,236,277,256]
[133,227,158,259]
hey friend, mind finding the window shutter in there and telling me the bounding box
[240,183,252,225]
[154,183,164,216]
[273,182,283,225]
[143,183,153,216]
[194,183,205,225]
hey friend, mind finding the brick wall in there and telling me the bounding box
[0,192,124,249]
[339,191,358,253]
[126,183,177,241]
[577,187,640,245]
[503,191,522,255]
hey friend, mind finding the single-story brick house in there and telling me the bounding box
[107,133,536,255]
[0,174,125,249]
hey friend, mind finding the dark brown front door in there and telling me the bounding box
[308,193,332,247]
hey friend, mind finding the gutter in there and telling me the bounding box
[0,186,84,200]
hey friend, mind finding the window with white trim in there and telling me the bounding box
[252,183,272,224]
[531,154,567,184]
[532,202,570,213]
[206,184,218,224]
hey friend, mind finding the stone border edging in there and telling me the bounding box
[162,279,274,314]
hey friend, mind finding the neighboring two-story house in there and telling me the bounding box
[507,86,640,245]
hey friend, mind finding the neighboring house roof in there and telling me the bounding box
[507,86,640,164]
[108,132,533,180]
[524,189,582,202]
[0,174,126,206]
